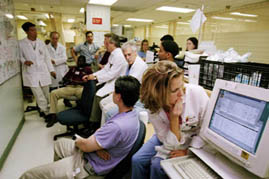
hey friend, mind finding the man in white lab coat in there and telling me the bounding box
[99,41,148,126]
[19,22,56,116]
[47,31,68,88]
[82,33,128,130]
[121,41,148,83]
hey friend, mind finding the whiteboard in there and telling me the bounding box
[0,0,20,85]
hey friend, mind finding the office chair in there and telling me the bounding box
[174,57,185,69]
[104,119,146,179]
[53,80,96,140]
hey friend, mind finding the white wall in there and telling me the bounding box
[0,74,24,160]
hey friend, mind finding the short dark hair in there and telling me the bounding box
[77,55,86,67]
[50,31,60,38]
[161,40,179,58]
[160,34,174,41]
[45,39,50,45]
[187,37,198,49]
[86,31,93,37]
[115,76,140,107]
[22,22,35,32]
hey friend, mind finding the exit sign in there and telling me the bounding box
[92,18,102,25]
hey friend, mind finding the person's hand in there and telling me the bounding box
[170,98,183,120]
[98,64,104,69]
[169,149,188,158]
[82,74,95,82]
[24,60,33,66]
[82,75,89,82]
[96,150,111,160]
[50,72,56,79]
[51,59,56,65]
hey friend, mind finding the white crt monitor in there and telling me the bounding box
[200,79,269,178]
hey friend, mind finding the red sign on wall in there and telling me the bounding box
[92,18,102,25]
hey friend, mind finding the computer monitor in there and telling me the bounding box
[200,79,269,178]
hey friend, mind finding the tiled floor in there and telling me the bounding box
[0,100,67,178]
[0,100,155,178]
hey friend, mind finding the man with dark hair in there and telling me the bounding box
[47,31,68,88]
[20,76,140,179]
[160,34,174,42]
[82,33,128,130]
[46,55,92,128]
[19,22,56,117]
[71,31,99,66]
[158,40,179,61]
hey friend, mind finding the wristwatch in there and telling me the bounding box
[93,75,98,82]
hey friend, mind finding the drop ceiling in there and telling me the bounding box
[13,0,267,26]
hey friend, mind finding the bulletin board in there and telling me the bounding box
[0,0,20,85]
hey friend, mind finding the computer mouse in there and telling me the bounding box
[190,136,206,149]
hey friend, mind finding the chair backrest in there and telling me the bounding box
[80,80,96,117]
[174,57,185,69]
[105,119,146,179]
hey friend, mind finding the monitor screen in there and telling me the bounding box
[209,89,268,154]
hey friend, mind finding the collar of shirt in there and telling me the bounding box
[27,38,37,49]
[110,48,121,56]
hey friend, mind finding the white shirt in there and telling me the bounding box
[149,84,209,159]
[19,38,54,87]
[93,48,128,97]
[47,43,68,87]
[126,55,148,83]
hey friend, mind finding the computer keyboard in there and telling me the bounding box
[173,157,220,179]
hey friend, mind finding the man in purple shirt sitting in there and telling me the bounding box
[20,76,140,179]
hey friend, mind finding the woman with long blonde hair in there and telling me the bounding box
[132,61,209,179]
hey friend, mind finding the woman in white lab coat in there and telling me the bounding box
[19,22,55,115]
[47,32,68,88]
[131,61,209,179]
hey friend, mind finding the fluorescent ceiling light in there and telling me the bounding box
[67,19,75,23]
[45,14,49,19]
[154,25,168,29]
[5,13,14,19]
[80,8,85,13]
[126,18,153,22]
[38,20,47,26]
[88,0,117,6]
[124,24,131,27]
[156,6,195,13]
[177,22,190,25]
[230,12,257,17]
[243,19,257,23]
[212,16,234,21]
[17,15,28,20]
[112,24,119,27]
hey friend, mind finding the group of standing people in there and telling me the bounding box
[19,21,209,179]
[19,22,102,127]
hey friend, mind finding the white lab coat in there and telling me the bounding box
[47,43,68,87]
[93,48,128,97]
[149,84,209,159]
[19,38,54,87]
[126,56,148,83]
